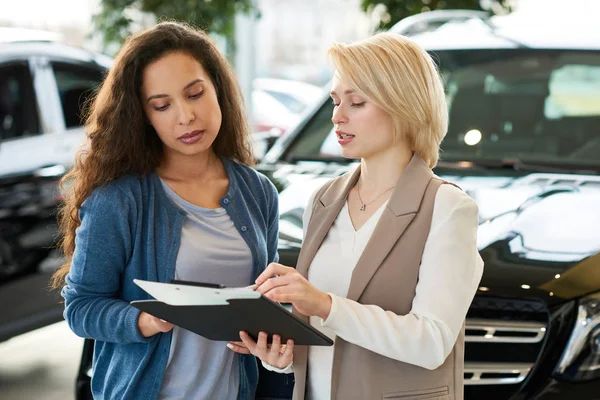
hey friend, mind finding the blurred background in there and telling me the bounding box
[0,0,520,137]
[1,0,599,399]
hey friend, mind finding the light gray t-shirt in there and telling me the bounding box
[158,180,253,400]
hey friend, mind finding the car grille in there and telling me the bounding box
[466,319,546,344]
[515,173,600,189]
[464,319,546,385]
[464,296,550,398]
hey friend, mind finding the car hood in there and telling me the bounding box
[262,163,600,306]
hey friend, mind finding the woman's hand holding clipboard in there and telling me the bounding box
[226,262,333,369]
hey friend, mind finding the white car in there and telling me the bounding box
[0,30,112,178]
[0,29,111,343]
[254,78,322,115]
[250,78,323,135]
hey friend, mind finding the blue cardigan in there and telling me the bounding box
[62,158,279,400]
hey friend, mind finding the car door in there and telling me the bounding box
[0,56,65,342]
[0,55,106,343]
[0,56,106,178]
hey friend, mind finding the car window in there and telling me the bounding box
[440,50,600,164]
[52,62,105,128]
[0,63,40,141]
[283,49,600,166]
[545,64,600,118]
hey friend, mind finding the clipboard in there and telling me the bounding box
[131,279,333,346]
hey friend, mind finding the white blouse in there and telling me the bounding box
[264,184,484,400]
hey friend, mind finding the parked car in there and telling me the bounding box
[251,78,324,138]
[0,31,111,343]
[251,87,300,135]
[254,78,322,115]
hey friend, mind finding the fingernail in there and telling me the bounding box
[226,343,234,350]
[160,319,167,323]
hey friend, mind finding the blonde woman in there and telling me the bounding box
[228,32,484,399]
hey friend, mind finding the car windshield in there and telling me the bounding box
[282,49,600,168]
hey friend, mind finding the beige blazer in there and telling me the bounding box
[291,154,464,400]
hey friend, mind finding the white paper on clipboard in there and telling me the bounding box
[133,279,261,306]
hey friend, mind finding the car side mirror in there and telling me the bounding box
[0,117,8,142]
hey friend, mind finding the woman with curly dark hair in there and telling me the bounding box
[51,21,279,400]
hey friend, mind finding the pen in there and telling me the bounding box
[245,274,278,291]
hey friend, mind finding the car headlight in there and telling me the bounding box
[554,292,600,381]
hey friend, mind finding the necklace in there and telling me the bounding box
[356,182,395,211]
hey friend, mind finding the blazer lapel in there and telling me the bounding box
[346,154,434,302]
[292,167,360,326]
[295,166,361,279]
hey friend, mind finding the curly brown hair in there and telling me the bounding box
[50,22,254,289]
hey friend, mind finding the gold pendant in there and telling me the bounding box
[360,204,366,211]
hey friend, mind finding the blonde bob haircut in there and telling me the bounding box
[327,32,448,168]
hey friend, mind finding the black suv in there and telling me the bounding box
[74,10,600,400]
